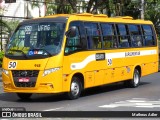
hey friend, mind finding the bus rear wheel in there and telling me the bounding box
[124,68,140,88]
[67,76,82,100]
[17,93,32,100]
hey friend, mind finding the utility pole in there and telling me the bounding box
[140,0,144,19]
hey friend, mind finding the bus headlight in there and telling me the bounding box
[43,67,60,76]
[2,69,9,75]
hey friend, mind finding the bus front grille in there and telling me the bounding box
[12,70,39,87]
[12,70,39,77]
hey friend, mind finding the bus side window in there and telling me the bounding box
[84,22,102,49]
[116,24,130,48]
[65,21,87,54]
[101,23,117,49]
[65,26,81,54]
[87,36,94,49]
[142,25,155,46]
[128,25,142,47]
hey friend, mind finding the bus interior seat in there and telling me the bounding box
[120,42,129,47]
[87,36,94,49]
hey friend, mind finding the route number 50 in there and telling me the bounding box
[107,59,112,66]
[8,61,17,69]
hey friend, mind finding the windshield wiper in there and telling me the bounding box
[30,48,52,57]
[8,49,28,58]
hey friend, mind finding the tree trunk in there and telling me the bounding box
[86,0,94,13]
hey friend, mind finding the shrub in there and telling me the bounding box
[0,51,4,67]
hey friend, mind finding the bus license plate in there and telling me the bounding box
[18,78,30,82]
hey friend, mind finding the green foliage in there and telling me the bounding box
[0,19,19,37]
[5,20,19,32]
[0,19,19,50]
[46,3,57,15]
[0,19,11,33]
[0,51,4,67]
[144,0,160,35]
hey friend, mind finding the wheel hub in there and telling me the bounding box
[71,82,79,96]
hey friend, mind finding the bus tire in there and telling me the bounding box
[124,69,140,88]
[17,93,32,100]
[67,76,82,100]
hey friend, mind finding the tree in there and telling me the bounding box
[0,19,12,51]
[84,0,109,14]
[44,0,111,14]
[68,0,77,13]
[144,0,160,35]
[55,0,73,14]
[123,0,141,19]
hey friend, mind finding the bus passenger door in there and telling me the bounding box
[63,21,87,90]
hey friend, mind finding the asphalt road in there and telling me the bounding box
[0,72,160,119]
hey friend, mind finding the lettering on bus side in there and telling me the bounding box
[95,53,105,61]
[125,51,140,57]
[34,64,41,67]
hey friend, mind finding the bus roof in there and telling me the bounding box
[22,13,153,25]
[20,16,68,25]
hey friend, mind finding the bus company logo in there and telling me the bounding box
[28,51,34,55]
[21,71,28,76]
[2,112,11,118]
[125,51,140,57]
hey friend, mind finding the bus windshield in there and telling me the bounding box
[6,22,65,59]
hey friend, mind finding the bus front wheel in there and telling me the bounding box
[124,69,140,88]
[17,93,32,100]
[67,76,82,100]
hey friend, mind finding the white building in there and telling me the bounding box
[0,0,46,18]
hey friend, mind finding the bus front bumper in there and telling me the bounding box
[2,70,63,94]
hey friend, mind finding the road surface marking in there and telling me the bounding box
[43,107,64,111]
[99,98,160,108]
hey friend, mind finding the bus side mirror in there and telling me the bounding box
[65,26,77,38]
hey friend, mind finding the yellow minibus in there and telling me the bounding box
[2,13,159,100]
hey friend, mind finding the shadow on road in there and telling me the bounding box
[81,81,149,98]
[0,81,150,102]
